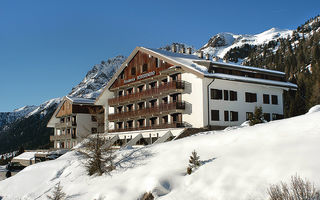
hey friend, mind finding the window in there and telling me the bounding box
[230,91,237,101]
[118,90,123,96]
[137,85,144,92]
[230,111,238,121]
[272,113,277,120]
[131,67,136,76]
[91,128,97,134]
[120,72,124,79]
[142,64,148,72]
[211,110,219,121]
[271,95,278,105]
[211,89,222,100]
[245,92,257,102]
[91,116,97,122]
[224,90,229,100]
[224,111,229,121]
[264,113,271,121]
[246,112,253,120]
[156,58,160,68]
[263,94,270,104]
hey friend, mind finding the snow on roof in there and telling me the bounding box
[207,73,297,89]
[143,47,285,76]
[142,47,209,73]
[211,61,285,76]
[65,96,95,104]
[13,152,46,161]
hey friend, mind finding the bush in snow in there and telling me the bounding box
[79,133,116,176]
[47,182,66,200]
[139,192,154,200]
[249,106,264,126]
[187,150,201,174]
[267,174,320,200]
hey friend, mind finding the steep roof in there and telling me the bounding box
[65,96,95,104]
[47,96,96,127]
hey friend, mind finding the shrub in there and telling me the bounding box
[267,175,320,200]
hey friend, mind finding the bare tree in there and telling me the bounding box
[79,133,116,176]
[47,182,66,200]
[268,175,320,200]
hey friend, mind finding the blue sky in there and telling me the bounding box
[0,0,319,112]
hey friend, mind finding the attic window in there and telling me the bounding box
[120,72,124,79]
[142,64,148,72]
[131,67,136,76]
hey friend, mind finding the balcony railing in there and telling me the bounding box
[108,122,185,133]
[108,101,185,121]
[50,134,76,141]
[108,80,185,105]
[55,122,77,128]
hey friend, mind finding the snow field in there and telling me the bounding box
[0,107,320,200]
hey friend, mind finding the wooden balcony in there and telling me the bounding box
[50,134,76,141]
[55,122,77,128]
[108,122,185,133]
[108,80,185,105]
[108,101,185,121]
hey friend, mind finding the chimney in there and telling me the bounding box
[171,44,177,53]
[205,53,210,60]
[198,51,204,59]
[186,47,192,54]
[212,56,219,62]
[180,47,186,54]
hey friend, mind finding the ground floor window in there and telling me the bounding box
[211,110,219,121]
[230,111,238,121]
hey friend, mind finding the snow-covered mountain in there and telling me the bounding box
[69,55,127,99]
[1,106,319,200]
[200,28,293,61]
[0,106,37,131]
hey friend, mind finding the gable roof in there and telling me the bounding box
[47,96,96,127]
[95,46,297,104]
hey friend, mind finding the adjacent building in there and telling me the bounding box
[47,96,104,149]
[95,46,297,146]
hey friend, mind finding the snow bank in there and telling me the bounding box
[307,105,320,114]
[1,111,320,200]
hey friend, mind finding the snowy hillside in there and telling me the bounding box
[1,106,320,200]
[200,28,293,60]
[69,55,126,98]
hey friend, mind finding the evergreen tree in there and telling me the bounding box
[47,182,66,200]
[187,150,201,174]
[249,106,264,126]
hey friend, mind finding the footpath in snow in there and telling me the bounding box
[0,106,320,200]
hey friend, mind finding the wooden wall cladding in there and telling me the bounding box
[56,100,73,117]
[111,51,173,89]
[56,99,104,118]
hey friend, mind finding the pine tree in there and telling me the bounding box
[249,106,264,126]
[187,150,201,174]
[47,182,66,200]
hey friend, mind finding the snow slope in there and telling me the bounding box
[200,28,293,59]
[1,106,320,200]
